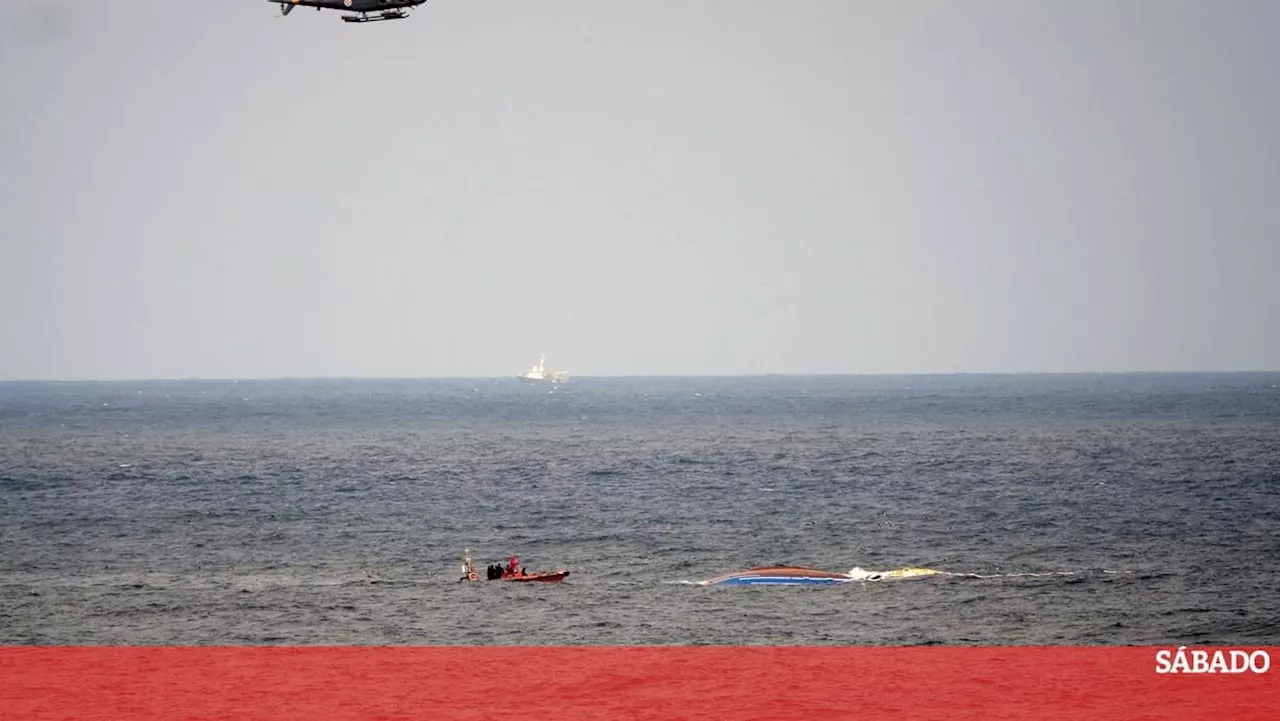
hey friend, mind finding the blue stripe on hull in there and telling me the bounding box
[711,575,849,586]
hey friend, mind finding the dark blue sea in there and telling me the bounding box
[2,373,1278,645]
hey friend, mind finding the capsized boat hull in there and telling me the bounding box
[703,566,853,586]
[703,565,946,586]
[850,567,943,581]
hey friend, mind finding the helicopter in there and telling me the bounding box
[271,0,427,24]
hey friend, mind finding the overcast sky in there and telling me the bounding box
[1,0,1277,380]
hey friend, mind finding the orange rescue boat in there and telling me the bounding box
[460,549,570,583]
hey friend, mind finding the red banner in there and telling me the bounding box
[3,646,1277,720]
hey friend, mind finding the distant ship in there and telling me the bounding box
[517,354,569,384]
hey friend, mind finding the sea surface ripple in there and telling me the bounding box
[2,373,1278,645]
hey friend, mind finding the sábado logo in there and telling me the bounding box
[1155,647,1271,674]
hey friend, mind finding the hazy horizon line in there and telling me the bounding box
[3,369,1279,384]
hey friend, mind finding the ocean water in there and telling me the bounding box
[2,373,1278,646]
